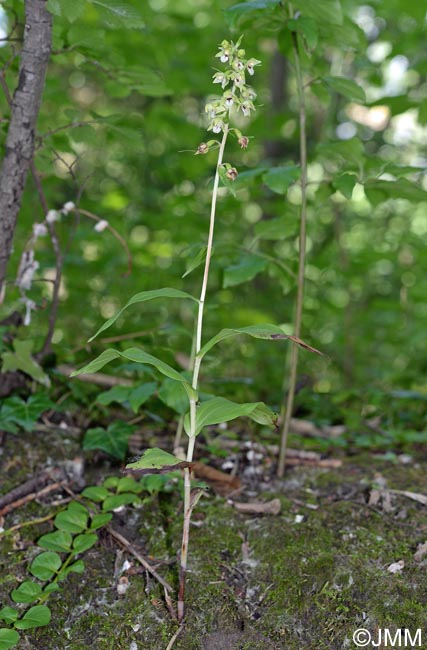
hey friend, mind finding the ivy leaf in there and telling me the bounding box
[0,629,20,649]
[88,288,197,341]
[184,397,278,436]
[323,76,366,103]
[125,448,192,475]
[263,166,300,195]
[0,394,53,433]
[14,606,51,630]
[30,552,62,581]
[1,340,50,387]
[83,422,136,460]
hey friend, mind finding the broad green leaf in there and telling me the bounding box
[323,76,366,103]
[0,608,18,625]
[317,138,364,168]
[125,448,191,474]
[158,378,189,415]
[223,255,268,288]
[0,394,53,433]
[364,178,427,205]
[102,493,140,511]
[332,173,357,199]
[30,552,62,581]
[292,0,342,25]
[38,530,73,553]
[14,606,51,630]
[89,0,145,29]
[11,582,42,604]
[225,0,282,28]
[81,486,110,502]
[263,166,300,195]
[42,583,60,595]
[88,288,197,341]
[254,216,298,240]
[129,383,157,413]
[1,340,50,387]
[83,422,136,460]
[71,348,197,401]
[184,397,278,436]
[89,513,113,530]
[47,0,85,21]
[116,477,143,494]
[60,560,85,579]
[0,629,20,650]
[198,324,290,360]
[54,508,89,534]
[72,533,98,554]
[287,16,318,49]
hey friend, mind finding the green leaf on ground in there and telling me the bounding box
[30,553,62,581]
[38,530,73,553]
[14,606,51,630]
[0,629,20,650]
[1,340,50,387]
[11,582,42,604]
[83,422,136,460]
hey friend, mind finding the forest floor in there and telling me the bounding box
[1,420,427,650]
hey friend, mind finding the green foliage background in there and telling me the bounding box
[0,0,426,431]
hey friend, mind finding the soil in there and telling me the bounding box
[1,422,427,650]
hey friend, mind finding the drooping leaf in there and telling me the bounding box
[184,397,278,436]
[263,166,300,195]
[0,629,20,649]
[30,553,62,581]
[125,448,192,475]
[14,606,51,630]
[83,422,136,460]
[71,348,197,401]
[88,288,197,341]
[1,340,50,387]
[11,582,42,604]
[223,255,268,288]
[323,76,366,103]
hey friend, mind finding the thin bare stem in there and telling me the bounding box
[277,28,308,478]
[177,125,229,624]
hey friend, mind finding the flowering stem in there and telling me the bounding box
[278,24,308,477]
[177,124,229,624]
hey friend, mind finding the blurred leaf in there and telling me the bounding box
[81,486,110,502]
[0,394,53,433]
[158,378,189,415]
[254,216,298,240]
[364,178,427,205]
[89,0,145,29]
[263,166,300,194]
[2,340,50,387]
[225,0,282,29]
[288,16,318,49]
[47,0,86,21]
[332,173,357,199]
[102,493,140,511]
[83,421,136,460]
[323,76,366,103]
[182,246,208,278]
[223,254,268,288]
[292,0,342,25]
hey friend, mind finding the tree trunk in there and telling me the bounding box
[0,0,52,300]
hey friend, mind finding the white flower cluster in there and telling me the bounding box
[206,37,261,135]
[15,199,76,325]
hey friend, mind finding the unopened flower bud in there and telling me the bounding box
[238,136,249,149]
[33,223,47,238]
[196,143,209,155]
[226,167,238,181]
[62,201,75,214]
[46,209,60,223]
[94,219,109,232]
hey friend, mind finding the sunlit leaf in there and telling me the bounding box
[83,422,136,460]
[323,76,366,103]
[125,448,192,474]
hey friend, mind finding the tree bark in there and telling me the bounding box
[0,0,52,299]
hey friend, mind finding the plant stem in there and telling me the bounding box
[177,125,229,624]
[277,29,308,478]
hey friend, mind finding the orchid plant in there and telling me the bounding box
[72,37,315,633]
